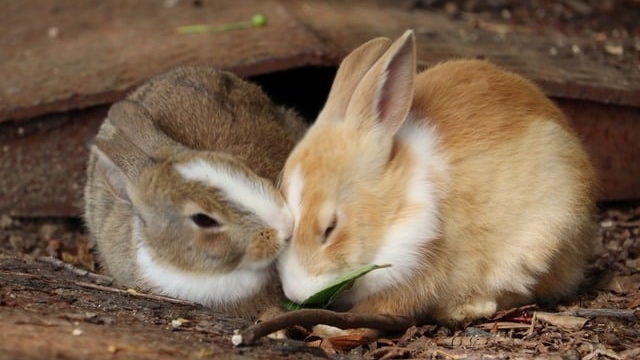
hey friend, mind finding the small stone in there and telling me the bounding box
[231,329,243,347]
[571,44,581,54]
[0,214,12,229]
[604,43,624,56]
[39,223,58,240]
[600,219,614,228]
[170,319,183,328]
[47,26,59,39]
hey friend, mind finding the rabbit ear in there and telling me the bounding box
[317,37,392,123]
[91,144,132,201]
[91,121,152,201]
[345,30,416,134]
[107,100,186,157]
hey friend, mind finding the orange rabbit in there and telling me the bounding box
[277,30,597,334]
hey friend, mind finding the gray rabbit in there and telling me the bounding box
[84,67,306,319]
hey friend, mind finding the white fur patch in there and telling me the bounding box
[280,203,344,301]
[278,241,339,302]
[175,159,292,240]
[285,165,304,224]
[279,165,328,302]
[278,243,310,302]
[347,115,449,303]
[133,217,268,305]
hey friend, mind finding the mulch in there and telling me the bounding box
[1,202,639,359]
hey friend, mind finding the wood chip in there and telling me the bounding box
[534,312,588,330]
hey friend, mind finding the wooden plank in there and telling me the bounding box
[0,0,638,217]
[557,100,640,201]
[0,0,338,122]
[282,0,640,107]
[0,107,105,217]
[2,0,638,124]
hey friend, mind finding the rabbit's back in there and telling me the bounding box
[127,67,300,181]
[83,67,303,318]
[412,60,597,314]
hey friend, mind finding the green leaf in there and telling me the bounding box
[282,264,391,310]
[281,299,302,311]
[176,13,268,35]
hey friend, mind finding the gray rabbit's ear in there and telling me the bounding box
[107,100,186,157]
[91,144,131,201]
[91,121,151,201]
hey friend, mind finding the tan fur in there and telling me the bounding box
[280,31,597,330]
[84,67,307,319]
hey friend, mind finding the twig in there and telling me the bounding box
[37,256,114,285]
[557,308,638,321]
[232,309,414,346]
[74,281,199,306]
[583,346,622,360]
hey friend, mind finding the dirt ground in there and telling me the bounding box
[1,203,639,359]
[2,1,640,359]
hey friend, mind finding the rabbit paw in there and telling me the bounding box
[449,298,497,322]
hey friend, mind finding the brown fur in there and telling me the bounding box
[84,67,307,319]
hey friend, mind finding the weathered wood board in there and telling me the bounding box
[0,0,638,216]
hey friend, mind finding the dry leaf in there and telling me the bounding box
[327,334,372,351]
[46,239,60,257]
[61,239,95,271]
[534,312,588,330]
[599,274,640,294]
[627,294,640,309]
[307,338,338,354]
[489,304,537,321]
[369,346,411,360]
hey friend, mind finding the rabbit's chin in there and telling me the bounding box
[133,219,271,306]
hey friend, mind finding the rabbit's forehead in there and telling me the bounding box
[284,163,339,237]
[283,131,352,223]
[173,159,288,226]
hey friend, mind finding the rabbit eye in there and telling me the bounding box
[322,215,337,243]
[190,213,220,228]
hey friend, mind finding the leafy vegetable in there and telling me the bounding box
[283,264,391,311]
[176,13,267,35]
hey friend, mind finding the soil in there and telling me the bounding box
[2,203,639,359]
[2,1,640,359]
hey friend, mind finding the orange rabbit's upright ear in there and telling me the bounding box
[316,37,392,123]
[345,30,416,134]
